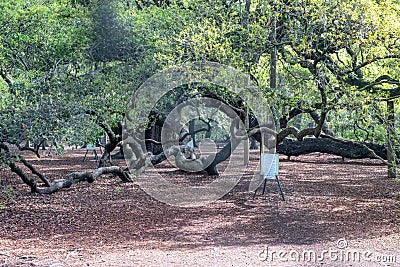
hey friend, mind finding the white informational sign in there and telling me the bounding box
[86,144,96,150]
[187,140,194,148]
[260,153,279,180]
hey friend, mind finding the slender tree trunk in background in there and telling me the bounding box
[387,99,397,178]
[269,1,277,154]
[244,107,249,165]
[270,42,277,91]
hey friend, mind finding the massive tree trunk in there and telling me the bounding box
[85,111,123,167]
[205,141,234,175]
[99,139,119,167]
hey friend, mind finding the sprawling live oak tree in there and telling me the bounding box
[0,0,399,194]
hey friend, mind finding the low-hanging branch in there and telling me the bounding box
[34,166,132,194]
[320,134,393,167]
[11,162,132,194]
[277,126,315,143]
[277,135,399,168]
[2,141,132,194]
[179,127,210,142]
[19,156,51,187]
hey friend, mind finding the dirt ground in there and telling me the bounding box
[0,149,399,267]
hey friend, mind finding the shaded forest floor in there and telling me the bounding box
[0,149,399,266]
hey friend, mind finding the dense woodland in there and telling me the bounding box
[0,0,399,194]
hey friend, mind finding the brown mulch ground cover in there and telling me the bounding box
[0,149,399,266]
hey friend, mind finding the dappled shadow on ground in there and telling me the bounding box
[0,150,399,254]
